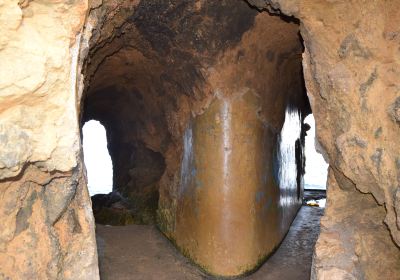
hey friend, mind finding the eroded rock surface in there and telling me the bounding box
[1,0,399,279]
[0,1,99,279]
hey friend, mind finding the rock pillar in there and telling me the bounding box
[176,92,304,276]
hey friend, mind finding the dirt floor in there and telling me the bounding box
[96,205,324,280]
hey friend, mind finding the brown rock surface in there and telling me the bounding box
[1,0,399,279]
[248,0,400,278]
[80,1,309,276]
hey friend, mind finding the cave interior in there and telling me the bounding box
[80,1,313,277]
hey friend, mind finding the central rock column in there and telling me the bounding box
[176,91,301,276]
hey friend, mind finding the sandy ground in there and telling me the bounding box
[96,206,324,280]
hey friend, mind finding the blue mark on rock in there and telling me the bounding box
[255,191,265,203]
[263,197,272,212]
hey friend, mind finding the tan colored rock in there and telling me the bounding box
[0,0,88,178]
[0,0,99,279]
[1,0,400,279]
[315,268,357,280]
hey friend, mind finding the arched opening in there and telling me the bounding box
[81,86,167,226]
[82,120,113,196]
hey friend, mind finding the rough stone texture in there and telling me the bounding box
[0,1,99,279]
[2,0,399,279]
[80,0,309,276]
[0,165,99,280]
[0,0,86,178]
[247,0,400,278]
[312,169,400,279]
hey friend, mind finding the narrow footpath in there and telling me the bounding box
[96,206,324,280]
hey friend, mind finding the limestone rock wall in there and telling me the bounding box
[248,0,400,278]
[0,1,99,279]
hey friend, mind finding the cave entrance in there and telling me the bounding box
[82,120,113,196]
[81,87,167,226]
[77,1,329,278]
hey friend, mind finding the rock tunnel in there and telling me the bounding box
[80,1,310,276]
[1,0,400,279]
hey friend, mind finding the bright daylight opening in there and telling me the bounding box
[82,120,113,196]
[276,108,302,207]
[304,114,328,207]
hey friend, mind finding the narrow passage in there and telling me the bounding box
[96,201,324,280]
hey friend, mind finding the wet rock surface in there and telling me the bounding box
[96,206,323,280]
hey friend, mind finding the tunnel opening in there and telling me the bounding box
[303,114,329,208]
[77,1,325,278]
[81,86,167,226]
[82,120,113,197]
